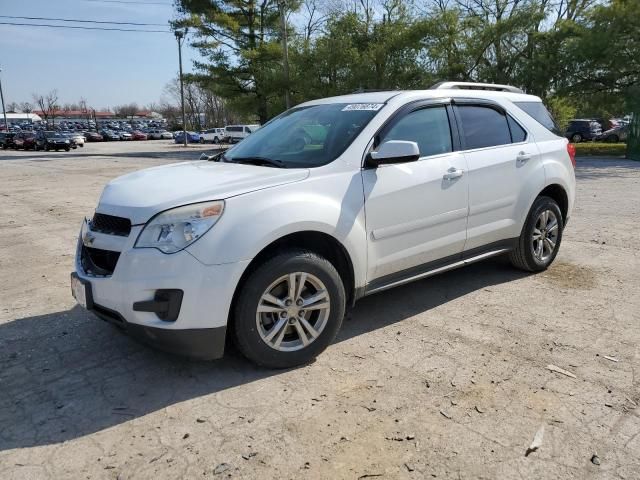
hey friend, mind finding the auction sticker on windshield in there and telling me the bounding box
[342,103,384,111]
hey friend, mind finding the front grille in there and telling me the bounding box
[91,213,131,237]
[81,245,120,276]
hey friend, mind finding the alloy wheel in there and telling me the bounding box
[256,272,331,352]
[531,209,559,262]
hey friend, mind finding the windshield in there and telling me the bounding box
[223,103,383,168]
[45,132,64,138]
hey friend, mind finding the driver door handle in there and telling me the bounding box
[516,151,532,164]
[443,167,464,180]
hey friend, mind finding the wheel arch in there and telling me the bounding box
[538,183,569,223]
[228,230,357,331]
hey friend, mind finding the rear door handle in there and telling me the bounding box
[443,167,464,180]
[516,151,532,164]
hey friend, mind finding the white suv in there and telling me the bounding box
[71,82,576,368]
[201,127,226,144]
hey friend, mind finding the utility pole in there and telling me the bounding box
[279,1,291,109]
[175,28,188,147]
[0,67,8,131]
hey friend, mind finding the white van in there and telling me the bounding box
[225,124,260,143]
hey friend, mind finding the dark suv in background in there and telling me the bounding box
[565,119,602,142]
[35,131,72,151]
[0,132,17,149]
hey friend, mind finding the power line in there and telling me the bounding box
[78,0,173,5]
[0,21,168,33]
[0,15,166,26]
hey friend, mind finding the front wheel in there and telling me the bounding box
[199,138,205,144]
[509,196,564,272]
[233,250,346,369]
[570,133,583,143]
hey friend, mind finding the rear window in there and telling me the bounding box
[514,101,562,136]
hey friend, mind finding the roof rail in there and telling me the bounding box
[430,81,524,94]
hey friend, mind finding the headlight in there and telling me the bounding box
[65,140,70,143]
[135,200,224,253]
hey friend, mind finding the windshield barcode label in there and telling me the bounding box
[342,103,384,111]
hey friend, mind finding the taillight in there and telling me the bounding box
[567,143,576,168]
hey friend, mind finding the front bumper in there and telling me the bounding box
[73,219,250,360]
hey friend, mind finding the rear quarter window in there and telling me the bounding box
[514,101,562,136]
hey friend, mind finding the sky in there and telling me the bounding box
[0,0,200,111]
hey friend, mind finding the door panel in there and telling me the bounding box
[363,153,469,280]
[362,104,469,281]
[455,104,545,250]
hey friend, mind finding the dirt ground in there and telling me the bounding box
[0,142,638,479]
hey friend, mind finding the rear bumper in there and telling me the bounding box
[91,301,226,360]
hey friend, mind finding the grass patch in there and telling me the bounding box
[574,142,627,157]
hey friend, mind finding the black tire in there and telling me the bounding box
[65,146,71,152]
[233,250,346,369]
[509,196,564,272]
[607,135,619,143]
[213,137,219,144]
[200,138,205,144]
[570,133,582,143]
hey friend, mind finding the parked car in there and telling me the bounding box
[596,124,629,143]
[119,131,133,141]
[0,132,18,149]
[131,130,148,141]
[201,128,226,144]
[225,124,260,143]
[147,129,173,140]
[71,82,576,368]
[565,119,602,143]
[36,131,72,151]
[174,131,201,144]
[84,131,104,142]
[13,132,37,150]
[100,130,121,141]
[61,132,80,149]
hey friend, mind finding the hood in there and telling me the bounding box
[97,160,310,224]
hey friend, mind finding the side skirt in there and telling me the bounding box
[363,239,517,296]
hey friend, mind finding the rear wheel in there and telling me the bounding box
[233,250,346,369]
[509,196,563,272]
[200,138,205,144]
[570,133,583,143]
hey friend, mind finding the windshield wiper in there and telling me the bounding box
[226,156,286,168]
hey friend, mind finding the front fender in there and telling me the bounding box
[186,172,368,289]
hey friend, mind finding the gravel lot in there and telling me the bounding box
[1,142,638,479]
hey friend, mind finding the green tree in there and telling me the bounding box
[175,0,299,123]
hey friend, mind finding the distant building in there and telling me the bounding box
[34,109,113,120]
[32,110,160,121]
[2,112,42,123]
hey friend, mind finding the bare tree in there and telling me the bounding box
[113,103,139,121]
[33,90,59,128]
[6,102,19,112]
[20,102,34,114]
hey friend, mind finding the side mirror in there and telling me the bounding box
[365,140,420,168]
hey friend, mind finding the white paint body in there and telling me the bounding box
[74,88,576,334]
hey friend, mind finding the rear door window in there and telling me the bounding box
[507,116,527,143]
[458,105,511,150]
